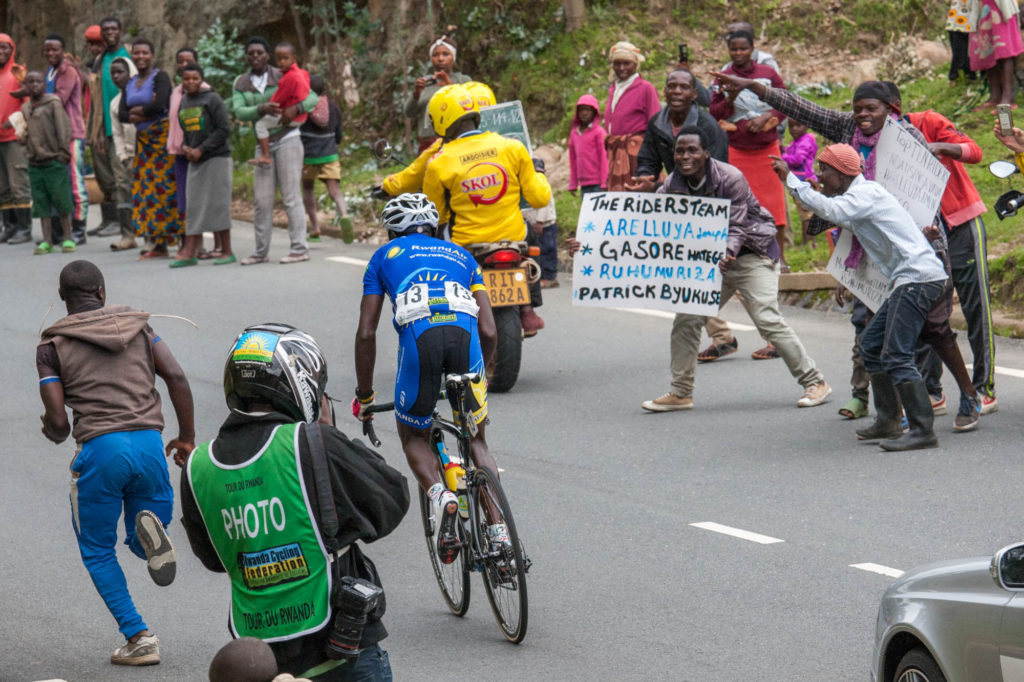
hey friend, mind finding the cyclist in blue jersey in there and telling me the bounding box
[354,193,499,564]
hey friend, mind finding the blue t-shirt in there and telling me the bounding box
[363,233,486,336]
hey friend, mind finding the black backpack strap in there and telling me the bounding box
[303,422,340,552]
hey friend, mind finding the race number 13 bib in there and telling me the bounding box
[445,281,479,317]
[395,283,431,325]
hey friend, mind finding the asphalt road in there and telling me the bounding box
[3,221,1024,682]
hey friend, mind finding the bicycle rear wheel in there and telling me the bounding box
[471,466,528,643]
[418,486,470,616]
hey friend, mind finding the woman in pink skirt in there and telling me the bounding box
[969,0,1024,107]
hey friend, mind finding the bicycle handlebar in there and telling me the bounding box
[359,373,479,447]
[361,402,395,447]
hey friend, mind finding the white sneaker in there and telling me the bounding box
[797,381,832,407]
[641,393,694,412]
[110,634,160,666]
[432,490,461,564]
[135,511,176,587]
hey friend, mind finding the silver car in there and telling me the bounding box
[872,542,1024,682]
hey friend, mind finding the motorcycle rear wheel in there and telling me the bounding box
[488,306,522,393]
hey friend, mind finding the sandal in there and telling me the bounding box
[697,338,738,363]
[138,248,169,260]
[838,397,869,420]
[751,344,780,360]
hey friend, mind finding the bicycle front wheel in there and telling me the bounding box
[471,466,529,643]
[418,486,470,616]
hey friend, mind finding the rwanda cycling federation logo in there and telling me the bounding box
[460,162,508,205]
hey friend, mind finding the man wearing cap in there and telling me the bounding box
[773,145,949,451]
[604,41,660,191]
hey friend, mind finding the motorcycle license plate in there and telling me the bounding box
[484,268,530,307]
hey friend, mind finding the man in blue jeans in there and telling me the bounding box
[36,260,195,665]
[773,144,950,451]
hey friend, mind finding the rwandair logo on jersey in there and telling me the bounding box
[460,161,509,206]
[386,246,405,259]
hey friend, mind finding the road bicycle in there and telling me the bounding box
[362,372,529,643]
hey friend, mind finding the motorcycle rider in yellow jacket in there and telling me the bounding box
[422,83,551,333]
[382,82,497,197]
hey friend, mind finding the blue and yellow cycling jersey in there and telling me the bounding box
[363,233,487,336]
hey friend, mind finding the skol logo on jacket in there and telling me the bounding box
[460,162,508,205]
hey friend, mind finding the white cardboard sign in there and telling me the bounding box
[875,118,950,228]
[571,191,730,316]
[826,229,888,312]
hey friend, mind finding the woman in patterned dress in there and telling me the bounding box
[120,38,182,259]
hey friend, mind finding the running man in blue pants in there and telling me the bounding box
[36,260,195,666]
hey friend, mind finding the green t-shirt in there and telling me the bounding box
[187,422,332,641]
[100,46,131,137]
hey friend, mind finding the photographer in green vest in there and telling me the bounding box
[179,323,409,680]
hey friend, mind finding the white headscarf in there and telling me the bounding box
[430,36,457,62]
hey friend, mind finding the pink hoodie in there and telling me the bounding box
[568,94,608,190]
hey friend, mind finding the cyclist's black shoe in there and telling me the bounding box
[434,491,462,564]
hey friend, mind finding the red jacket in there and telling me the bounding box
[270,63,310,126]
[906,110,986,227]
[0,33,25,143]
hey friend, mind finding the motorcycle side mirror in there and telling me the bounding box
[990,160,1019,179]
[372,139,393,163]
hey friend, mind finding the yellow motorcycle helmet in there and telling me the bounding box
[464,81,497,108]
[427,84,479,138]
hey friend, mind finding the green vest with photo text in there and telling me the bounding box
[187,422,331,642]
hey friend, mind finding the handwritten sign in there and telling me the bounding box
[571,191,730,316]
[479,101,532,156]
[826,230,888,312]
[875,118,949,228]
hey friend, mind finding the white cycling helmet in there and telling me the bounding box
[381,192,439,238]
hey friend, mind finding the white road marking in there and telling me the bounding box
[689,522,784,544]
[850,563,904,578]
[966,364,1024,379]
[608,307,756,331]
[327,256,370,266]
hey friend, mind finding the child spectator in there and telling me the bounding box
[524,157,560,287]
[780,120,818,242]
[19,70,74,254]
[175,62,234,267]
[567,94,607,195]
[300,74,353,243]
[249,42,309,168]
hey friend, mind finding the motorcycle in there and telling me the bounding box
[989,160,1024,219]
[466,240,542,393]
[369,138,541,393]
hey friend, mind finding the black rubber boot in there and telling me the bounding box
[0,209,16,243]
[881,379,939,451]
[7,207,33,244]
[856,373,904,441]
[88,201,117,236]
[71,218,87,245]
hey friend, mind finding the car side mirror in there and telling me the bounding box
[991,542,1024,589]
[990,160,1019,179]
